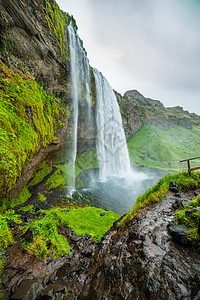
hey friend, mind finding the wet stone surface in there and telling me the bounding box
[78,191,200,300]
[2,190,200,299]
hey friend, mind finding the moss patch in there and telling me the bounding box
[37,193,47,202]
[76,150,99,170]
[175,194,200,251]
[22,206,120,258]
[43,0,77,60]
[0,59,66,199]
[28,163,52,187]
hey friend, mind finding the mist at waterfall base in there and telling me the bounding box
[67,23,166,215]
[79,167,165,215]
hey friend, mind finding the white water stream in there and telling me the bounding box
[94,68,132,181]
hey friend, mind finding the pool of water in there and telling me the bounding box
[78,167,167,215]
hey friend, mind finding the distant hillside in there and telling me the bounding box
[116,90,200,171]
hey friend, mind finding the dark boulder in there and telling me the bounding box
[179,199,190,207]
[168,225,190,246]
[169,181,179,193]
[100,213,105,216]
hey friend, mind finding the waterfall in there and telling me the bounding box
[68,23,131,189]
[93,68,132,181]
[68,23,91,191]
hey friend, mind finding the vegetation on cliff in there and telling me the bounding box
[128,125,200,171]
[44,0,76,60]
[0,60,67,200]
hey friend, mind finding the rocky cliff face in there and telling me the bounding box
[0,0,97,200]
[116,90,200,138]
[0,0,71,100]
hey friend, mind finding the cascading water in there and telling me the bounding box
[93,68,132,181]
[67,23,151,214]
[68,23,92,192]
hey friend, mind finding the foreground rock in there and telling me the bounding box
[2,191,200,299]
[78,191,200,300]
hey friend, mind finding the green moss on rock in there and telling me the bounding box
[0,60,66,200]
[22,206,120,258]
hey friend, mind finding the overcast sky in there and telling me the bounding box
[56,0,200,114]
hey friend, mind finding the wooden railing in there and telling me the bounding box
[180,156,200,176]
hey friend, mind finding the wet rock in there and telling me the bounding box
[39,283,65,299]
[174,192,181,197]
[62,209,70,212]
[81,247,94,258]
[11,279,43,300]
[3,192,200,300]
[168,225,190,246]
[169,181,179,193]
[70,235,83,242]
[170,187,179,193]
[78,193,200,299]
[100,213,105,216]
[84,234,91,240]
[21,227,39,242]
[180,199,190,207]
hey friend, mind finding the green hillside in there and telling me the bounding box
[128,125,200,171]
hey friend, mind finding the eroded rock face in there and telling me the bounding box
[0,0,71,101]
[115,90,200,138]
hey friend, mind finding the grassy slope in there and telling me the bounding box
[128,125,200,171]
